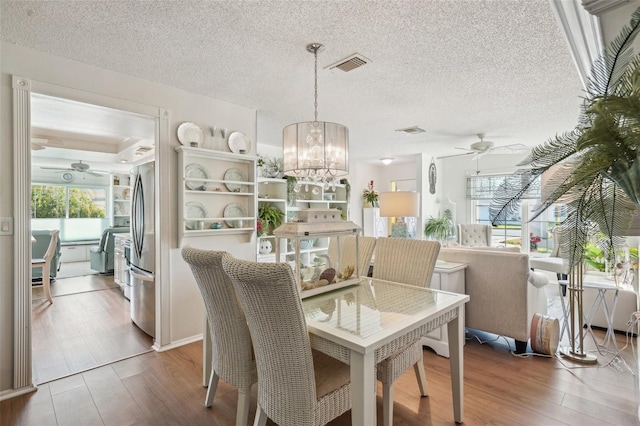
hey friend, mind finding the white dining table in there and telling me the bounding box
[202,277,469,425]
[302,277,469,425]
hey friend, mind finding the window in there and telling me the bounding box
[467,173,564,253]
[31,184,109,242]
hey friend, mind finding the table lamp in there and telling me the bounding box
[379,191,420,238]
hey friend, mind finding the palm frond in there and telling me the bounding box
[489,170,540,226]
[490,8,640,274]
[587,7,640,96]
[518,130,579,168]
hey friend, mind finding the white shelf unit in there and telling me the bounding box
[177,146,257,240]
[256,177,349,264]
[112,173,131,227]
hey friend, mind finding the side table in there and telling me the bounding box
[422,260,467,357]
[559,274,628,355]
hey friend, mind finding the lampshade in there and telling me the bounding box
[283,121,349,180]
[379,191,420,218]
[283,43,349,186]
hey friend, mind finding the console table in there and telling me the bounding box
[423,260,467,357]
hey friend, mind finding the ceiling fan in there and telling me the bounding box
[438,134,529,159]
[40,160,111,177]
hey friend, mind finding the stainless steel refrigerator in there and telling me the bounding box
[130,160,155,337]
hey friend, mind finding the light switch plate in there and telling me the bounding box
[0,217,13,235]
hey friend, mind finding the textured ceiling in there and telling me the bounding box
[1,0,584,163]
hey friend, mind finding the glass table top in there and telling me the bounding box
[302,277,459,340]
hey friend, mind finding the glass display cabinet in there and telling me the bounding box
[273,208,361,298]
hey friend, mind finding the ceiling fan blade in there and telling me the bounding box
[437,151,475,159]
[488,143,529,154]
[40,166,73,171]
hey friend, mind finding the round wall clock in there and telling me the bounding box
[428,158,437,194]
[61,172,75,183]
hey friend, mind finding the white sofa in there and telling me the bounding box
[438,247,548,351]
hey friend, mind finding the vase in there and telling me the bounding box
[259,239,272,254]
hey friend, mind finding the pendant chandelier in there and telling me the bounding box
[283,43,349,189]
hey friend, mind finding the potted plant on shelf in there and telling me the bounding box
[423,211,456,246]
[362,180,379,207]
[258,203,284,235]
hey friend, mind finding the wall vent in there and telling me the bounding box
[327,53,370,72]
[395,126,426,134]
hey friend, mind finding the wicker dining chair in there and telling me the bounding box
[31,229,60,304]
[372,237,441,426]
[327,235,376,278]
[181,248,257,426]
[221,254,351,426]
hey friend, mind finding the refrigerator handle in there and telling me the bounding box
[131,269,154,282]
[131,173,144,259]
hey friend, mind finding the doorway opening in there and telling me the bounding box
[29,92,156,384]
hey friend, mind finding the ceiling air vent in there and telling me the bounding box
[395,126,426,135]
[327,53,370,72]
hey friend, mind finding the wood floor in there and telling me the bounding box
[3,329,639,425]
[31,274,153,384]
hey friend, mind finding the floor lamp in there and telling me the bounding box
[562,209,640,364]
[379,191,420,238]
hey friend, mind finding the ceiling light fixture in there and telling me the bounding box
[380,157,394,165]
[283,43,349,189]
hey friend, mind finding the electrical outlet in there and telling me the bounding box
[0,217,13,235]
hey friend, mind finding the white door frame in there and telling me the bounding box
[12,75,171,390]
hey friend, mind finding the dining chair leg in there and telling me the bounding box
[236,387,250,426]
[205,369,219,407]
[253,405,268,426]
[414,359,429,396]
[382,382,394,426]
[43,266,53,304]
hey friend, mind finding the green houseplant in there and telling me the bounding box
[258,203,284,235]
[491,8,640,269]
[423,211,456,245]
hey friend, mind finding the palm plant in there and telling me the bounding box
[491,8,640,271]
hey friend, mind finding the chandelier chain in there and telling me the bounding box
[313,47,318,123]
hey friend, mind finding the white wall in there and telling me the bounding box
[0,43,257,393]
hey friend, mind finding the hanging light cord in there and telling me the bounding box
[313,45,319,123]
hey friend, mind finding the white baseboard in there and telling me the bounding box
[0,384,37,402]
[152,334,203,352]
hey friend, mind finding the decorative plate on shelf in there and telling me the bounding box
[224,203,247,228]
[177,122,205,147]
[185,163,210,190]
[223,168,246,192]
[227,131,251,154]
[184,201,208,230]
